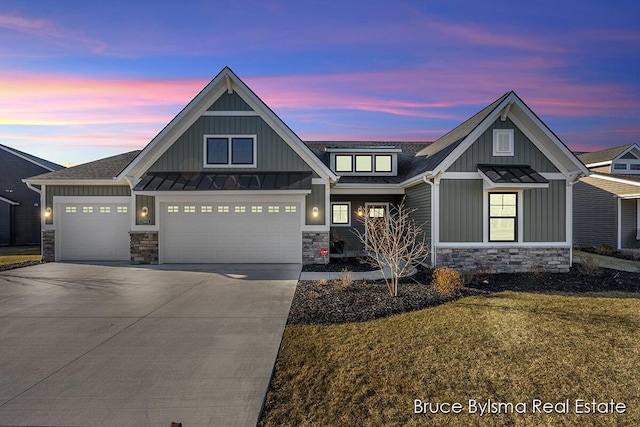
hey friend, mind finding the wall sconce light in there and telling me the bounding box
[141,206,149,217]
[357,207,364,217]
[312,206,319,217]
[44,207,52,218]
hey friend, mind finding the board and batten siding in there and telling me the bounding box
[523,180,565,242]
[207,91,253,111]
[148,116,315,174]
[306,184,325,226]
[447,118,559,173]
[620,199,640,249]
[45,185,131,224]
[329,194,400,252]
[439,179,483,242]
[404,183,431,245]
[573,177,640,248]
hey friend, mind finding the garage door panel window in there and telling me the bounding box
[205,135,257,167]
[83,206,93,213]
[117,206,127,213]
[167,206,179,213]
[99,206,111,213]
[285,205,297,213]
[218,206,230,213]
[235,206,246,213]
[65,206,77,213]
[251,205,263,213]
[201,205,212,213]
[268,206,280,213]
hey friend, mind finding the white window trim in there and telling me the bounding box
[331,202,351,226]
[483,190,523,243]
[364,202,390,247]
[203,134,257,168]
[492,129,514,157]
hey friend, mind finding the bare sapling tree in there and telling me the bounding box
[352,201,430,297]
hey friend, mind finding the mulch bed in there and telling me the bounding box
[289,267,640,325]
[577,245,640,262]
[301,257,377,272]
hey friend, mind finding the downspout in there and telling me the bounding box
[423,175,436,266]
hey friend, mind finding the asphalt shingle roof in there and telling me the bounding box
[27,151,140,180]
[577,144,635,165]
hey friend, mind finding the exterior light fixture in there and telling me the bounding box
[312,206,319,217]
[141,207,149,217]
[357,207,364,217]
[44,207,52,218]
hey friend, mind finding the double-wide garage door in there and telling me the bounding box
[161,201,301,263]
[58,202,130,261]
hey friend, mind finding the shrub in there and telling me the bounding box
[532,262,547,277]
[431,267,464,295]
[578,255,602,276]
[596,244,613,255]
[308,291,320,299]
[334,268,353,291]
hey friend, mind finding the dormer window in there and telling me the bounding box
[328,148,400,176]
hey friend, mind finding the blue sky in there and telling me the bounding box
[1,0,639,166]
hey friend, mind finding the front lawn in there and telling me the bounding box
[260,291,640,426]
[0,245,41,269]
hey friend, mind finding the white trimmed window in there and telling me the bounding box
[99,206,111,214]
[234,206,246,213]
[268,205,280,213]
[493,129,514,156]
[218,206,230,213]
[201,206,213,213]
[368,206,386,218]
[285,205,297,213]
[82,206,93,213]
[331,202,351,226]
[204,135,256,167]
[489,193,517,241]
[251,205,262,213]
[65,206,77,213]
[116,206,128,213]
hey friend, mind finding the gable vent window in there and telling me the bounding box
[204,135,256,168]
[493,129,514,156]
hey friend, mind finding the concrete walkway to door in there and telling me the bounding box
[0,262,300,427]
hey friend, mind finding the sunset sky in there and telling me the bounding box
[1,0,639,166]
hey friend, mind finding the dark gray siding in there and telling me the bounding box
[136,195,155,225]
[573,179,619,247]
[207,91,253,111]
[329,194,400,252]
[305,184,325,225]
[0,203,10,245]
[45,185,131,224]
[447,118,559,173]
[621,199,640,249]
[439,179,483,242]
[148,116,314,174]
[404,183,431,245]
[523,180,566,242]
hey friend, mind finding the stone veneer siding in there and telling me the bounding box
[130,231,159,264]
[302,232,330,264]
[436,247,570,273]
[42,230,55,262]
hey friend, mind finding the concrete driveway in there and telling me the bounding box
[0,262,300,426]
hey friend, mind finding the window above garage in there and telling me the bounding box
[327,147,400,176]
[204,135,257,168]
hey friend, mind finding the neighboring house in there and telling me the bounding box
[574,144,640,249]
[24,67,588,272]
[0,144,63,245]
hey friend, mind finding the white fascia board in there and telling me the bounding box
[0,144,57,172]
[590,174,640,187]
[0,196,19,205]
[618,193,640,199]
[585,160,612,168]
[325,147,402,153]
[135,190,311,197]
[331,186,404,195]
[23,179,129,186]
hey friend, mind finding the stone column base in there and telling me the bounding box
[42,230,55,262]
[436,247,570,273]
[130,231,159,264]
[302,232,330,265]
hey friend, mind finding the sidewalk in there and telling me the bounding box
[573,250,640,273]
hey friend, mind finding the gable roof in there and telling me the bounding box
[26,151,140,182]
[118,67,337,183]
[577,143,638,166]
[406,91,589,184]
[0,144,64,172]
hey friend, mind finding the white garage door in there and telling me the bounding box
[161,201,301,263]
[58,202,130,261]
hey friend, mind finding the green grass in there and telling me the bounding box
[0,245,41,266]
[260,292,640,426]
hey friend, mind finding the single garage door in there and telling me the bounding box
[161,201,301,263]
[58,202,130,261]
